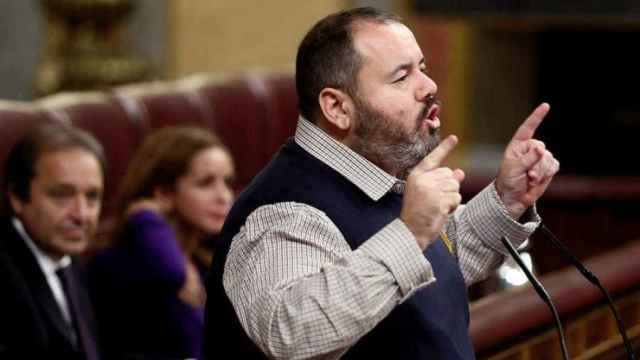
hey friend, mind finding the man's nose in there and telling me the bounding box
[69,196,92,223]
[416,72,438,102]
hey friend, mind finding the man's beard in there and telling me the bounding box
[350,95,441,180]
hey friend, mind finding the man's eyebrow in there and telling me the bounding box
[45,183,75,190]
[389,62,412,77]
[389,57,426,77]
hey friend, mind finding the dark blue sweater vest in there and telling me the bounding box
[204,140,475,359]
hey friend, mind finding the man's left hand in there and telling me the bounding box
[496,103,560,220]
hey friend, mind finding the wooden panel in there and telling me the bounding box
[472,241,640,359]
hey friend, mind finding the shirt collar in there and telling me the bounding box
[12,217,71,274]
[294,116,403,201]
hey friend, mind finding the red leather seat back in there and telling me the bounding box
[257,74,299,158]
[0,102,60,187]
[114,83,210,132]
[191,77,270,189]
[190,74,298,190]
[1,73,299,210]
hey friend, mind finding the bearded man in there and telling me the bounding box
[204,7,559,360]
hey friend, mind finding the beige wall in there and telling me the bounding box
[164,1,487,169]
[166,1,350,77]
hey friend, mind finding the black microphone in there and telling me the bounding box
[538,223,636,360]
[501,236,570,360]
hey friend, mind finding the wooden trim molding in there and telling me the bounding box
[471,240,640,358]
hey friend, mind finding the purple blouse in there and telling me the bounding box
[89,210,205,359]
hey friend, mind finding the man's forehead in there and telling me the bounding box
[352,21,423,68]
[34,148,104,186]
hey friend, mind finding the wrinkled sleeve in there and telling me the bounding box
[445,182,541,285]
[223,202,434,359]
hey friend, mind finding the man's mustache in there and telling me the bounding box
[424,94,441,115]
[417,94,442,134]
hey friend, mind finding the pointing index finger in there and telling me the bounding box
[415,135,458,172]
[511,103,550,142]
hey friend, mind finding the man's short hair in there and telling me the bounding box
[295,7,400,122]
[1,124,106,215]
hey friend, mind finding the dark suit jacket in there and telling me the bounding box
[0,217,99,359]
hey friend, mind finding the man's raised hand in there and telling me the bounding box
[496,103,560,219]
[401,135,465,250]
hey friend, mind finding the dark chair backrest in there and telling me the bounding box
[0,101,60,187]
[0,72,299,221]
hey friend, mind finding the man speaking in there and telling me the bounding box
[205,7,559,359]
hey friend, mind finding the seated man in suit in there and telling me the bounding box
[0,124,103,360]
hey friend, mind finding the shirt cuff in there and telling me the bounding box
[357,218,435,300]
[465,182,541,252]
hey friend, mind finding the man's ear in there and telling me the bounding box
[318,88,355,131]
[8,191,24,215]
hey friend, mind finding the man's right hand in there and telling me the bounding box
[400,135,465,250]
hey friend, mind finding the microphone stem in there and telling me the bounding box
[501,237,570,360]
[539,223,636,360]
